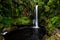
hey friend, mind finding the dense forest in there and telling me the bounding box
[0,0,60,40]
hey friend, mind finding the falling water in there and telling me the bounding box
[33,5,39,28]
[32,5,40,40]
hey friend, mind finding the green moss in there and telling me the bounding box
[17,17,30,24]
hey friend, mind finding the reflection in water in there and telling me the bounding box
[3,28,46,40]
[32,28,39,40]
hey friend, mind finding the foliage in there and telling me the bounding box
[38,0,60,34]
[18,17,30,24]
[0,0,60,35]
[48,16,60,31]
[0,24,3,30]
[0,0,33,28]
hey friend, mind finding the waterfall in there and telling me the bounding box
[33,5,39,28]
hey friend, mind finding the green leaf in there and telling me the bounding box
[0,24,3,30]
[0,4,2,9]
[51,17,58,22]
[17,17,30,24]
[3,17,12,26]
[18,6,23,12]
[47,0,54,5]
[44,5,50,12]
[51,16,59,24]
[38,2,44,6]
[0,15,3,22]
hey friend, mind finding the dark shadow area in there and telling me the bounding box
[3,25,47,40]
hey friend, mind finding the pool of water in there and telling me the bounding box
[3,27,46,40]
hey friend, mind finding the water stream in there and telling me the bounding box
[32,5,40,40]
[33,5,39,28]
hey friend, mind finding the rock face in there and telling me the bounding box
[55,29,60,40]
[55,33,60,40]
[42,28,60,40]
[3,28,46,40]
